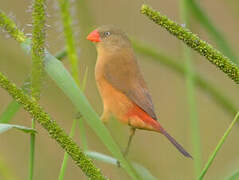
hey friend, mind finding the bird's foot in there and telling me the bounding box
[75,112,83,119]
[116,160,121,168]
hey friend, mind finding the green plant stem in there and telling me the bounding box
[58,118,77,180]
[141,4,239,84]
[0,10,25,43]
[75,0,94,152]
[132,40,238,116]
[58,69,88,180]
[78,118,87,150]
[55,49,67,61]
[31,0,46,100]
[76,0,93,33]
[186,0,238,65]
[78,68,88,151]
[181,0,201,176]
[0,71,106,180]
[29,120,35,180]
[57,1,90,177]
[29,1,46,179]
[57,0,80,84]
[198,111,239,180]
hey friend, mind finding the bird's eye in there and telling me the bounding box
[104,31,111,37]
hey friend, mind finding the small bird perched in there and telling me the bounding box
[87,25,192,158]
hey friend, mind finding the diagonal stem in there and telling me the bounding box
[198,111,239,180]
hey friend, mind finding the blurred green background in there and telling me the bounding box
[0,0,239,179]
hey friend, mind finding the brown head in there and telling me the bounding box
[87,25,132,52]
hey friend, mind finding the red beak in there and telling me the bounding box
[87,29,101,42]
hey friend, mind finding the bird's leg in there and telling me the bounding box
[117,127,136,167]
[123,127,136,156]
[75,112,83,119]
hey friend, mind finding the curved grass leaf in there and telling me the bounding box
[0,123,36,134]
[86,151,157,180]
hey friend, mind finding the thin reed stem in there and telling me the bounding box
[181,0,202,176]
[29,0,46,179]
[198,111,239,180]
[57,0,80,84]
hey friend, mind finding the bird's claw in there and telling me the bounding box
[116,160,121,168]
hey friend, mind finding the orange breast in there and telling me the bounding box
[96,76,161,132]
[96,76,133,124]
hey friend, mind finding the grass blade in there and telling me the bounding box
[0,123,36,134]
[198,111,239,180]
[57,0,80,84]
[78,67,89,151]
[86,151,157,180]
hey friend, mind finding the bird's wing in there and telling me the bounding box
[103,53,158,120]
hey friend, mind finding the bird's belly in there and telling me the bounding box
[96,77,133,124]
[96,78,159,131]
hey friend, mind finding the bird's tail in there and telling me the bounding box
[160,127,192,158]
[150,119,192,158]
[127,104,192,158]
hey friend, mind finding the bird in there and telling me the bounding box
[87,25,192,158]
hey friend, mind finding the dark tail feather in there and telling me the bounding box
[161,129,192,158]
